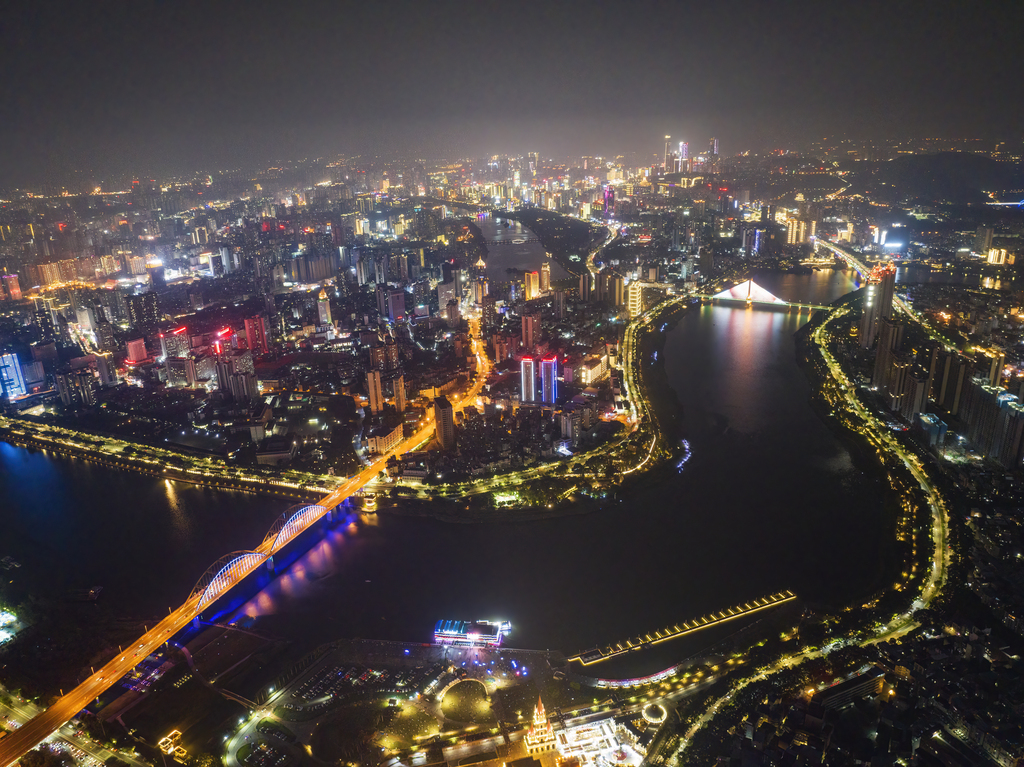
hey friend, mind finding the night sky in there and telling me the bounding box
[1,0,1021,185]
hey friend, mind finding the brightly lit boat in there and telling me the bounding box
[433,619,512,646]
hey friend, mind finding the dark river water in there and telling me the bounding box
[0,269,891,678]
[896,263,1018,291]
[474,212,571,282]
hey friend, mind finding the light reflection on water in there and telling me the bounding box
[896,265,1014,292]
[232,514,361,621]
[163,479,193,539]
[474,213,569,282]
[0,270,899,678]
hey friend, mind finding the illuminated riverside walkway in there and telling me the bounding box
[568,592,797,666]
[673,300,951,762]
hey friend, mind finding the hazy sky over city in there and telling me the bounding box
[1,0,1021,185]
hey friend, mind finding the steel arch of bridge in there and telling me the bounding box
[261,504,329,554]
[189,551,268,608]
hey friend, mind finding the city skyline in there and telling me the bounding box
[2,0,1023,186]
[4,2,1024,765]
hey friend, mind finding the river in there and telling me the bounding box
[896,263,1018,291]
[473,212,571,283]
[0,269,890,678]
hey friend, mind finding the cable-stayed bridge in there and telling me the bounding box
[694,280,829,311]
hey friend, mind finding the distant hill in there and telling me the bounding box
[868,153,1024,204]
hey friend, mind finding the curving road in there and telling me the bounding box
[673,300,950,762]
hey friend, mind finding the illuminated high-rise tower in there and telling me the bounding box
[540,261,551,293]
[0,352,27,400]
[521,314,537,351]
[367,369,383,415]
[524,270,539,301]
[859,265,896,349]
[317,287,332,325]
[521,357,536,403]
[663,135,671,171]
[675,142,686,173]
[541,356,558,404]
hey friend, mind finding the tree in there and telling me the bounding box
[187,753,218,767]
[21,747,72,767]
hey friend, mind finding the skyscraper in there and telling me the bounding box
[0,352,27,400]
[858,276,878,346]
[0,274,21,301]
[245,316,269,355]
[541,356,558,404]
[126,291,159,328]
[434,396,455,451]
[540,261,551,293]
[974,226,994,254]
[628,281,644,318]
[521,357,536,403]
[900,368,930,422]
[126,338,148,363]
[859,266,895,349]
[393,374,406,413]
[160,327,190,359]
[609,274,625,307]
[935,351,969,415]
[473,276,488,304]
[524,270,539,301]
[317,288,333,325]
[578,272,592,301]
[367,369,384,415]
[521,314,537,351]
[873,317,904,390]
[387,290,405,323]
[786,218,816,245]
[553,290,566,319]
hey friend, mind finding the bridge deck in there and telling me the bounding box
[694,295,830,310]
[568,591,797,665]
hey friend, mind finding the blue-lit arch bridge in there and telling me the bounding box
[0,501,354,767]
[694,280,829,311]
[187,502,342,610]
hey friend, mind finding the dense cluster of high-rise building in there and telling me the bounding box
[0,140,1021,480]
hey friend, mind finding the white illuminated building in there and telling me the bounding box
[555,717,641,767]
